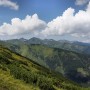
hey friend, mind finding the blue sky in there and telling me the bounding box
[0,0,90,42]
[0,0,84,23]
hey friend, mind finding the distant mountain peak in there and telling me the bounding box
[19,38,27,41]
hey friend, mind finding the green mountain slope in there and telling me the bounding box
[1,45,88,90]
[0,69,39,90]
[1,39,90,86]
[17,44,90,85]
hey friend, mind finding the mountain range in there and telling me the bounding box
[1,37,90,86]
[6,37,90,54]
[1,45,89,90]
[0,37,90,89]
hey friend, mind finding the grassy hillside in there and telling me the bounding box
[0,40,90,86]
[1,45,89,90]
[20,45,90,85]
[0,69,39,90]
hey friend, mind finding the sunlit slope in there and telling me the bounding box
[0,40,90,85]
[1,46,89,90]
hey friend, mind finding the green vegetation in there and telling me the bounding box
[0,46,90,90]
[6,44,90,85]
[0,69,39,90]
[0,39,90,86]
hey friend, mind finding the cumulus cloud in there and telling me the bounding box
[0,0,19,10]
[41,2,90,39]
[75,0,90,5]
[0,14,46,36]
[1,2,90,42]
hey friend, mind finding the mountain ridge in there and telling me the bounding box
[0,41,90,86]
[5,37,90,55]
[0,45,88,90]
[0,38,90,87]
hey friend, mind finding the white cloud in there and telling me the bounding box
[41,2,90,39]
[0,14,46,36]
[75,0,90,5]
[1,2,90,42]
[0,0,19,10]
